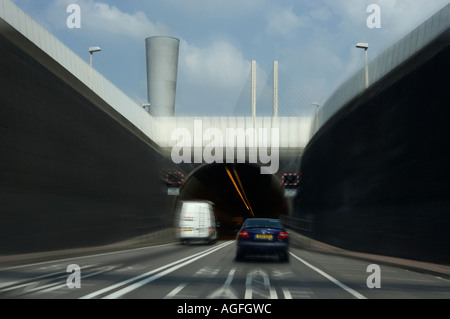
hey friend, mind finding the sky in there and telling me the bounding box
[10,0,450,116]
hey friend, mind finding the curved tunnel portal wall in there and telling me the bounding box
[176,163,288,238]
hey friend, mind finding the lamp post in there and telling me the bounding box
[89,46,101,88]
[143,103,151,114]
[311,102,320,116]
[356,43,369,88]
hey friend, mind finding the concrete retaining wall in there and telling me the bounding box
[294,34,450,264]
[0,33,171,255]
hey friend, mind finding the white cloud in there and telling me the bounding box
[51,0,172,39]
[164,0,265,18]
[309,6,334,22]
[175,39,252,115]
[266,7,307,38]
[180,39,250,90]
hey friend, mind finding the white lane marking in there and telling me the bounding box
[0,282,18,289]
[0,265,110,295]
[245,268,277,299]
[81,242,229,299]
[0,243,176,271]
[208,286,238,299]
[289,252,367,299]
[207,268,238,299]
[282,287,314,299]
[224,268,236,286]
[103,241,235,299]
[272,269,293,278]
[194,267,220,277]
[282,287,292,299]
[80,241,230,299]
[164,283,188,299]
[80,241,233,299]
[0,270,67,292]
[39,266,117,293]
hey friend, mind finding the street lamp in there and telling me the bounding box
[143,103,151,114]
[356,43,369,89]
[89,46,101,88]
[312,102,320,115]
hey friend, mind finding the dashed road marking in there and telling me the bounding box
[194,267,220,277]
[164,283,188,299]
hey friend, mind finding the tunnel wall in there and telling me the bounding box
[0,32,171,255]
[294,33,450,264]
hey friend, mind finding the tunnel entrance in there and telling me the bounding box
[175,163,288,239]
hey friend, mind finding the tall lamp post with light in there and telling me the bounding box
[356,43,369,89]
[89,46,101,88]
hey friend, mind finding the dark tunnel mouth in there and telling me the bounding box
[174,163,288,239]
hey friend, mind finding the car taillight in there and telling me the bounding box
[277,232,289,239]
[238,230,249,239]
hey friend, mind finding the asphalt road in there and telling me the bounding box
[0,240,448,300]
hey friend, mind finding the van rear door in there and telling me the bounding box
[178,201,216,243]
[180,211,199,236]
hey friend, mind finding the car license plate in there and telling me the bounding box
[256,234,273,240]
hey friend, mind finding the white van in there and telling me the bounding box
[176,201,218,244]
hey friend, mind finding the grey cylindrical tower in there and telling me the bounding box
[145,36,180,117]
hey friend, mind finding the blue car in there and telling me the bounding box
[235,218,289,262]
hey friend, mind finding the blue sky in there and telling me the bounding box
[11,0,450,116]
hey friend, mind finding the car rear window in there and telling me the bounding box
[244,219,283,229]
